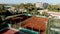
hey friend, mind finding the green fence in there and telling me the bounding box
[19,27,39,34]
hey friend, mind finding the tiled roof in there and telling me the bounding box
[21,16,48,34]
[0,29,21,34]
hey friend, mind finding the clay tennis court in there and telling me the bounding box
[21,16,48,34]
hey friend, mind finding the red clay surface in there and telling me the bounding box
[0,29,21,34]
[21,16,48,34]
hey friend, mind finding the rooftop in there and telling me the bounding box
[0,29,20,34]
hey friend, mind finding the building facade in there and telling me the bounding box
[35,2,43,8]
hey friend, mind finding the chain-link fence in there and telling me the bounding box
[46,18,60,34]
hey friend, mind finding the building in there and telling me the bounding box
[19,9,27,13]
[35,2,43,9]
[43,3,49,8]
[35,2,49,10]
[38,9,48,14]
[0,28,20,34]
[4,6,12,10]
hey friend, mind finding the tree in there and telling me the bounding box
[42,12,48,16]
[0,5,6,15]
[47,4,60,12]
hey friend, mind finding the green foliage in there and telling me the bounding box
[47,5,60,12]
[17,3,38,15]
[42,12,48,16]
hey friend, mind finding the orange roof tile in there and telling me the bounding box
[0,29,21,34]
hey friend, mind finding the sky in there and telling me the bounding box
[0,0,60,4]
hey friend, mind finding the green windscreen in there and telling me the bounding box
[19,27,39,34]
